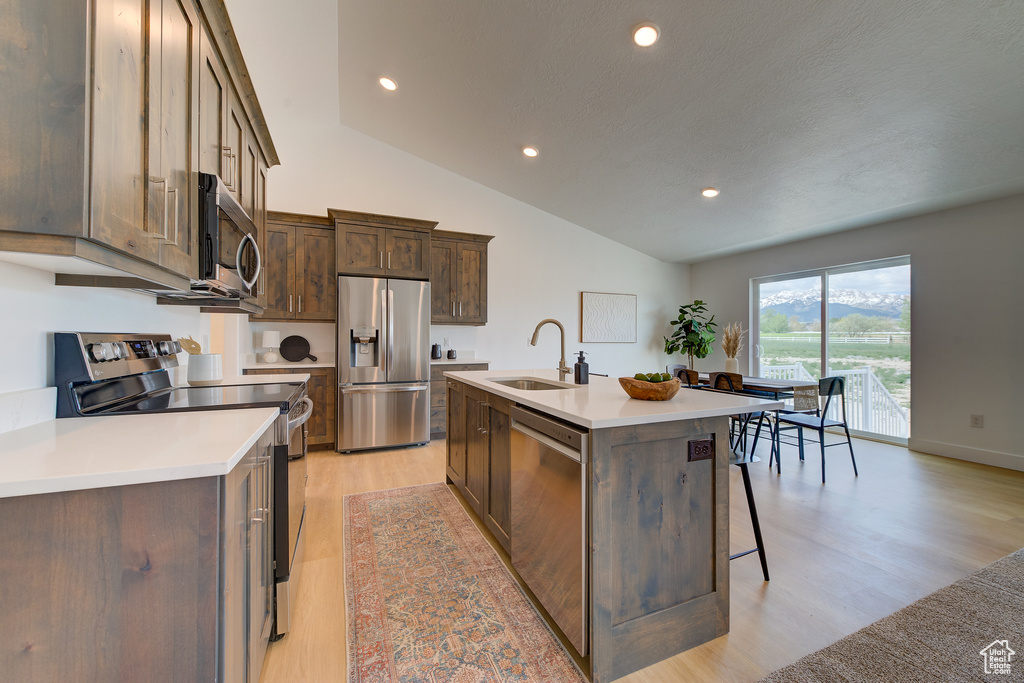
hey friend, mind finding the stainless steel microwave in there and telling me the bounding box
[197,172,261,297]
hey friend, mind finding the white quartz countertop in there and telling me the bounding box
[176,373,311,387]
[443,369,783,429]
[430,358,489,365]
[0,408,279,499]
[245,360,334,369]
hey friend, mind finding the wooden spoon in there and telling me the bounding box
[178,336,202,355]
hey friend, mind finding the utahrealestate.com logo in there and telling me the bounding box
[980,640,1015,675]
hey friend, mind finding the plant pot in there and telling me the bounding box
[725,357,739,374]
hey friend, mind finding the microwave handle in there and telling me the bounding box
[236,232,261,292]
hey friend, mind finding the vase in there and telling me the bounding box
[725,357,739,374]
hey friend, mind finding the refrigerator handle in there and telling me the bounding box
[380,295,387,372]
[388,288,395,373]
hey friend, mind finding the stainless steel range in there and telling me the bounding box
[54,332,311,639]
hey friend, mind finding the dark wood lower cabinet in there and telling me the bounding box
[244,367,336,449]
[446,380,511,553]
[0,430,274,683]
[431,363,487,437]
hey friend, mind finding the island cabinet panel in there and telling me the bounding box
[446,379,467,490]
[463,385,489,516]
[483,394,512,551]
[588,416,731,683]
[430,363,488,437]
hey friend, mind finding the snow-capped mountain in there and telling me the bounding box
[759,288,908,323]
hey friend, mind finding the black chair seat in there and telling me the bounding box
[777,413,845,429]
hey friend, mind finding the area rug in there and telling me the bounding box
[344,483,587,682]
[759,548,1024,682]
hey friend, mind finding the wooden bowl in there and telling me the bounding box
[618,376,681,401]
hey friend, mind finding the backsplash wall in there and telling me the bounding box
[0,259,208,393]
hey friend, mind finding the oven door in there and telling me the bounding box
[273,395,312,637]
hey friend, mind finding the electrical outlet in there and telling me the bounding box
[443,337,451,347]
[970,414,984,428]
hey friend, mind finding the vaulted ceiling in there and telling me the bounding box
[234,1,1024,263]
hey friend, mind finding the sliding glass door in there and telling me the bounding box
[754,257,910,442]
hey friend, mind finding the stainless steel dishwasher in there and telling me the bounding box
[510,405,589,655]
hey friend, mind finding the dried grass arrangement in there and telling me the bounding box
[721,322,746,359]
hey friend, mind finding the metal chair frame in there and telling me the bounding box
[771,376,858,483]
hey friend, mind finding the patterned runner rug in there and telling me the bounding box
[759,548,1024,682]
[345,483,587,682]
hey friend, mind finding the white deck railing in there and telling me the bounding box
[759,362,909,438]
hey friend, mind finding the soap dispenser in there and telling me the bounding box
[574,351,589,385]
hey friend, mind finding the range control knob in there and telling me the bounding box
[110,342,128,360]
[88,343,111,362]
[157,340,180,356]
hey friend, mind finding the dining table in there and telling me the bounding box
[697,373,819,410]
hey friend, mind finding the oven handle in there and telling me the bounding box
[288,397,314,431]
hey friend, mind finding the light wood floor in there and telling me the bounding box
[258,437,1024,683]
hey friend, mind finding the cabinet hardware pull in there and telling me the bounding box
[289,295,293,312]
[459,301,462,317]
[387,252,391,269]
[379,251,383,269]
[221,146,235,189]
[298,295,302,313]
[150,177,169,240]
[167,186,178,245]
[452,301,455,317]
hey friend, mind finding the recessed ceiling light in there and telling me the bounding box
[522,147,539,158]
[379,76,397,91]
[633,23,660,47]
[702,187,720,198]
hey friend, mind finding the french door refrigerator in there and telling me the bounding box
[337,276,431,451]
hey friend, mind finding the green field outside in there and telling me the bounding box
[758,335,910,407]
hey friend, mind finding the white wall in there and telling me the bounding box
[0,260,208,392]
[690,193,1024,470]
[259,123,689,377]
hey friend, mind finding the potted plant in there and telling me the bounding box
[664,300,718,370]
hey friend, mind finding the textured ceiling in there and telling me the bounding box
[335,1,1024,263]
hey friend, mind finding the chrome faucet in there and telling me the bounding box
[530,318,571,381]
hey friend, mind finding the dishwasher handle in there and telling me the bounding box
[511,421,584,463]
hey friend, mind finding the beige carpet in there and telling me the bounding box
[760,548,1024,682]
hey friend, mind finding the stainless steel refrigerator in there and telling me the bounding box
[337,276,431,451]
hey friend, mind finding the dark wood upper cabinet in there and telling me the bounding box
[0,0,278,291]
[331,209,436,280]
[251,212,336,322]
[431,230,493,325]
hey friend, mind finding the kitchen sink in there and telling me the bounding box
[490,377,580,391]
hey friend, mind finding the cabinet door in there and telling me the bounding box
[385,228,431,279]
[254,158,268,308]
[446,380,467,490]
[240,125,258,219]
[485,402,511,552]
[296,226,337,321]
[463,387,487,516]
[456,241,488,324]
[224,86,245,198]
[151,0,200,279]
[430,239,457,323]
[90,0,158,262]
[198,30,225,177]
[306,368,336,448]
[255,224,294,318]
[336,223,386,276]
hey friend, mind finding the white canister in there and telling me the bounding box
[187,353,224,386]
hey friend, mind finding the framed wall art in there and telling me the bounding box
[580,292,637,343]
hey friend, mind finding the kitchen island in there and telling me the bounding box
[444,369,782,683]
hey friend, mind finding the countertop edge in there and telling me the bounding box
[444,370,783,429]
